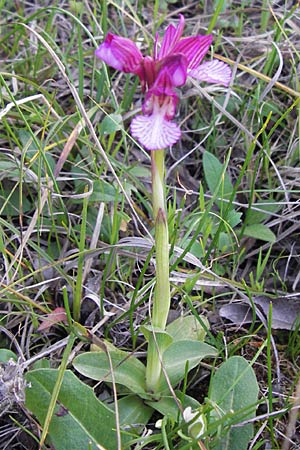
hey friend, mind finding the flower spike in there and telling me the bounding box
[95,15,232,150]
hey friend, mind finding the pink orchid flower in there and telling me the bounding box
[95,15,231,150]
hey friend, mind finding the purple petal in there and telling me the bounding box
[159,24,177,59]
[141,56,156,89]
[158,54,188,87]
[148,66,177,96]
[158,15,185,59]
[95,33,143,73]
[189,60,232,86]
[130,114,181,150]
[173,35,212,69]
[143,68,178,119]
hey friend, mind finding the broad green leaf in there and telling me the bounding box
[72,171,118,203]
[25,369,121,450]
[188,239,204,258]
[147,391,200,420]
[100,113,123,135]
[246,200,281,225]
[128,165,151,178]
[90,338,129,354]
[0,349,17,363]
[73,351,146,395]
[217,232,232,253]
[141,326,173,354]
[226,209,242,228]
[243,224,276,243]
[166,315,209,342]
[0,158,19,177]
[0,188,32,216]
[209,356,259,450]
[88,179,117,203]
[203,151,234,210]
[117,395,153,430]
[158,341,217,392]
[215,95,241,115]
[32,358,51,370]
[247,100,282,117]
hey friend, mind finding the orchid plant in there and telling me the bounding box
[95,14,231,394]
[71,16,259,448]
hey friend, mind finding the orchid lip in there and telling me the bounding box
[130,113,181,150]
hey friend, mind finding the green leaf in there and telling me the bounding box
[217,232,232,253]
[243,224,276,243]
[72,351,146,395]
[141,326,173,354]
[32,358,51,370]
[166,315,209,342]
[203,151,234,210]
[147,391,200,420]
[0,349,17,363]
[127,165,151,178]
[158,341,217,392]
[0,158,20,177]
[0,188,32,216]
[246,200,281,225]
[100,113,123,135]
[188,239,204,258]
[18,130,56,175]
[88,179,117,203]
[25,369,121,450]
[226,209,242,228]
[117,395,153,431]
[209,356,259,450]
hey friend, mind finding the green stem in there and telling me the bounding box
[145,149,171,393]
[151,150,164,217]
[152,207,170,330]
[151,149,170,330]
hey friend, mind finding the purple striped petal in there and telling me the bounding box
[158,15,185,59]
[189,60,232,86]
[173,35,212,69]
[95,33,143,73]
[130,114,181,150]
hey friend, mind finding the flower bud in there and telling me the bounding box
[183,406,207,440]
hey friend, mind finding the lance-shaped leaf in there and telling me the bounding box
[25,369,123,450]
